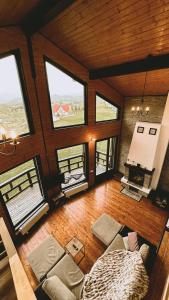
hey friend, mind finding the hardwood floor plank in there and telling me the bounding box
[17,179,168,297]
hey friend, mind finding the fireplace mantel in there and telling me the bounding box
[124,163,155,175]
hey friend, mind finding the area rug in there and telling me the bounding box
[121,187,142,201]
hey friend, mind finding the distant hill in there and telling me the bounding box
[0,94,22,104]
[0,93,82,105]
[51,94,83,104]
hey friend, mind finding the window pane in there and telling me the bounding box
[0,54,29,136]
[96,94,118,122]
[0,159,44,228]
[96,140,107,175]
[57,144,86,189]
[45,61,85,128]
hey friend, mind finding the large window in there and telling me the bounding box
[45,60,86,128]
[0,53,30,137]
[0,158,44,230]
[96,93,119,122]
[56,144,87,189]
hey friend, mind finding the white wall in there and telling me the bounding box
[127,122,161,171]
[151,93,169,189]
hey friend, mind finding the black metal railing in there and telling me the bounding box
[58,154,85,175]
[0,168,38,203]
[96,151,113,168]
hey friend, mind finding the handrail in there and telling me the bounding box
[0,167,38,203]
[59,154,85,175]
[0,167,35,188]
[0,217,37,300]
[59,154,84,163]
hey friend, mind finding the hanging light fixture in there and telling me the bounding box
[131,71,150,117]
[0,126,19,156]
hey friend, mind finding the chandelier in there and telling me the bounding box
[0,126,19,156]
[131,71,150,117]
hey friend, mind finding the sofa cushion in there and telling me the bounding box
[47,254,84,299]
[123,236,130,250]
[42,275,77,300]
[139,244,150,263]
[92,213,123,246]
[128,232,139,251]
[104,234,125,254]
[27,235,65,281]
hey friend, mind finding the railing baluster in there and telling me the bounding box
[27,170,33,188]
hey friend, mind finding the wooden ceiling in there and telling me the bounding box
[106,69,169,96]
[41,0,169,68]
[0,0,41,26]
[0,0,169,96]
[40,0,169,96]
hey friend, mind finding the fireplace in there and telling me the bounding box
[122,162,155,197]
[129,168,144,187]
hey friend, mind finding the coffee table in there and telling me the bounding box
[65,236,85,264]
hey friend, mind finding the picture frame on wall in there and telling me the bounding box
[149,128,157,135]
[137,126,144,133]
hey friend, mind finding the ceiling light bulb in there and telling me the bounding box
[145,106,150,112]
[131,106,135,111]
[10,131,17,140]
[136,106,140,111]
[0,126,6,135]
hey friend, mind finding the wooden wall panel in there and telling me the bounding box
[32,33,123,187]
[0,28,123,236]
[0,28,49,236]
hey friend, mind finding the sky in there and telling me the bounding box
[46,61,84,96]
[0,56,84,104]
[0,55,23,103]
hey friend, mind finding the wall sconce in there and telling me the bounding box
[0,126,19,156]
[89,136,96,142]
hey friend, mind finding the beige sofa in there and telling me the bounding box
[29,214,149,300]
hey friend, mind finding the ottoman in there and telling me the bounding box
[92,213,123,246]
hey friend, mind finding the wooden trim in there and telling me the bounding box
[89,54,169,79]
[22,0,76,36]
[162,275,169,300]
[0,217,36,300]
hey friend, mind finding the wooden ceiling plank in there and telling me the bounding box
[43,0,168,42]
[52,5,169,49]
[56,21,169,60]
[89,53,169,79]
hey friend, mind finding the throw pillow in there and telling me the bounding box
[123,236,130,250]
[42,275,77,300]
[128,232,139,251]
[139,244,150,263]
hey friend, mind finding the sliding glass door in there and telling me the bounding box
[96,137,117,180]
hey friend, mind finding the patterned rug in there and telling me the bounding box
[121,187,142,201]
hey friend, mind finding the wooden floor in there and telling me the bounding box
[17,179,168,298]
[6,184,43,226]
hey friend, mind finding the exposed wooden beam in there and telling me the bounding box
[89,54,169,79]
[22,0,75,36]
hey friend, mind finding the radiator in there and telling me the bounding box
[19,203,49,235]
[64,182,88,198]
